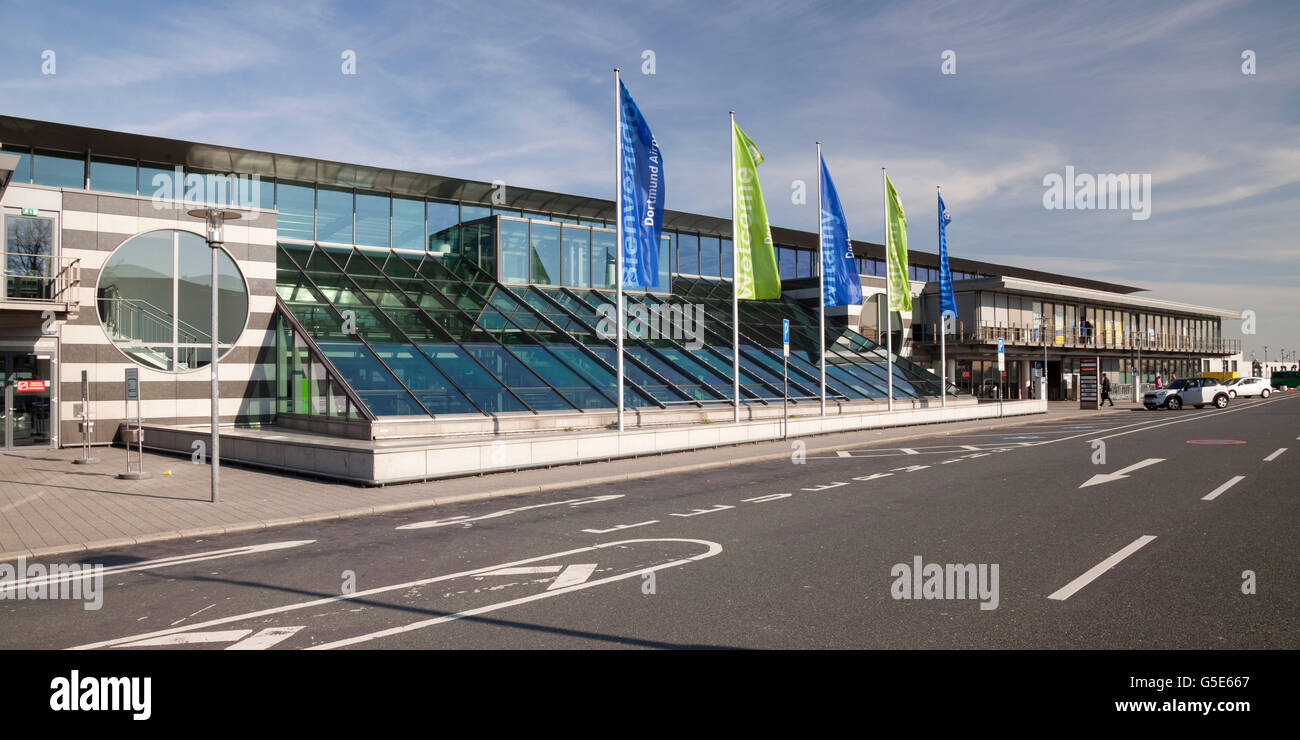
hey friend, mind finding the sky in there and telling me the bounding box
[2,0,1297,360]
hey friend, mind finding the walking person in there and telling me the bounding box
[1101,374,1114,407]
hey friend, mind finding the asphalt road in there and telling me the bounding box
[3,394,1297,650]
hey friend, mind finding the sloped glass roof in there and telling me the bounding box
[274,241,957,419]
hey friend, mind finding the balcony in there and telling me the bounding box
[1,251,81,313]
[910,320,1240,356]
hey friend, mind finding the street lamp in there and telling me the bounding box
[188,207,242,504]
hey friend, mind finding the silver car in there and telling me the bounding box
[1143,377,1230,410]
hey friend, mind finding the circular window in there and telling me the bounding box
[97,229,249,372]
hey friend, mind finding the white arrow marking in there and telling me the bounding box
[116,630,251,647]
[225,626,305,650]
[1078,458,1165,488]
[71,539,722,651]
[547,564,598,590]
[396,494,623,530]
[480,566,563,576]
[581,520,658,534]
[115,626,306,650]
[669,504,734,517]
[0,540,315,595]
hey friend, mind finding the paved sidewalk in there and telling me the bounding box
[0,402,1136,561]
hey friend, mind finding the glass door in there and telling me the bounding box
[3,352,53,448]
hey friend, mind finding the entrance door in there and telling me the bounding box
[2,352,53,448]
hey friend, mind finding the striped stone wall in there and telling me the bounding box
[48,186,278,445]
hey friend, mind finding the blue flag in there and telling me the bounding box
[818,155,862,306]
[937,192,956,320]
[618,80,664,288]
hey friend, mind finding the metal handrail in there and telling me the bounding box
[1,251,80,306]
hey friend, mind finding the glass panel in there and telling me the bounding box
[529,221,561,285]
[5,215,55,300]
[316,186,353,243]
[139,163,175,201]
[391,197,423,250]
[677,232,699,275]
[460,204,491,222]
[89,156,136,195]
[657,235,671,291]
[591,229,616,289]
[493,207,522,217]
[699,236,720,276]
[355,191,390,247]
[276,181,315,240]
[257,177,274,211]
[32,149,83,189]
[562,225,590,288]
[1,145,31,183]
[426,200,458,254]
[499,218,529,283]
[721,238,733,278]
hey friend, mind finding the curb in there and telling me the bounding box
[0,406,1126,563]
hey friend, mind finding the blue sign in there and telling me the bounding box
[997,337,1005,354]
[818,155,863,307]
[618,80,664,288]
[782,319,790,344]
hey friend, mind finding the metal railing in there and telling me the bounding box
[1,251,80,306]
[910,321,1241,355]
[100,296,209,345]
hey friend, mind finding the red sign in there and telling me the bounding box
[16,380,47,392]
[961,371,971,378]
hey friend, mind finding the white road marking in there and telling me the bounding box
[306,539,723,650]
[669,504,734,517]
[225,626,305,650]
[1202,476,1245,501]
[960,445,981,450]
[0,540,315,595]
[396,494,623,530]
[547,564,598,591]
[70,539,722,651]
[836,450,852,458]
[741,493,791,503]
[480,566,563,576]
[1048,535,1157,601]
[1078,458,1164,489]
[800,481,851,491]
[581,520,658,534]
[900,448,918,455]
[1263,447,1287,462]
[117,630,252,647]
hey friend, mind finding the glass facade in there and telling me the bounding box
[273,236,954,419]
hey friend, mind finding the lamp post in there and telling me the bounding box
[188,208,242,504]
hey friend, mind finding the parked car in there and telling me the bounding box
[1143,377,1230,410]
[1225,376,1273,399]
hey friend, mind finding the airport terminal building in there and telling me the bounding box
[0,115,1240,462]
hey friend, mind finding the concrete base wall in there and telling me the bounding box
[139,399,1046,486]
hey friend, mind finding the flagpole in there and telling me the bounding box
[938,185,946,409]
[816,142,826,417]
[614,68,625,433]
[730,111,741,424]
[883,167,893,411]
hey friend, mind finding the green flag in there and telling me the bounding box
[884,173,911,312]
[733,121,780,299]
